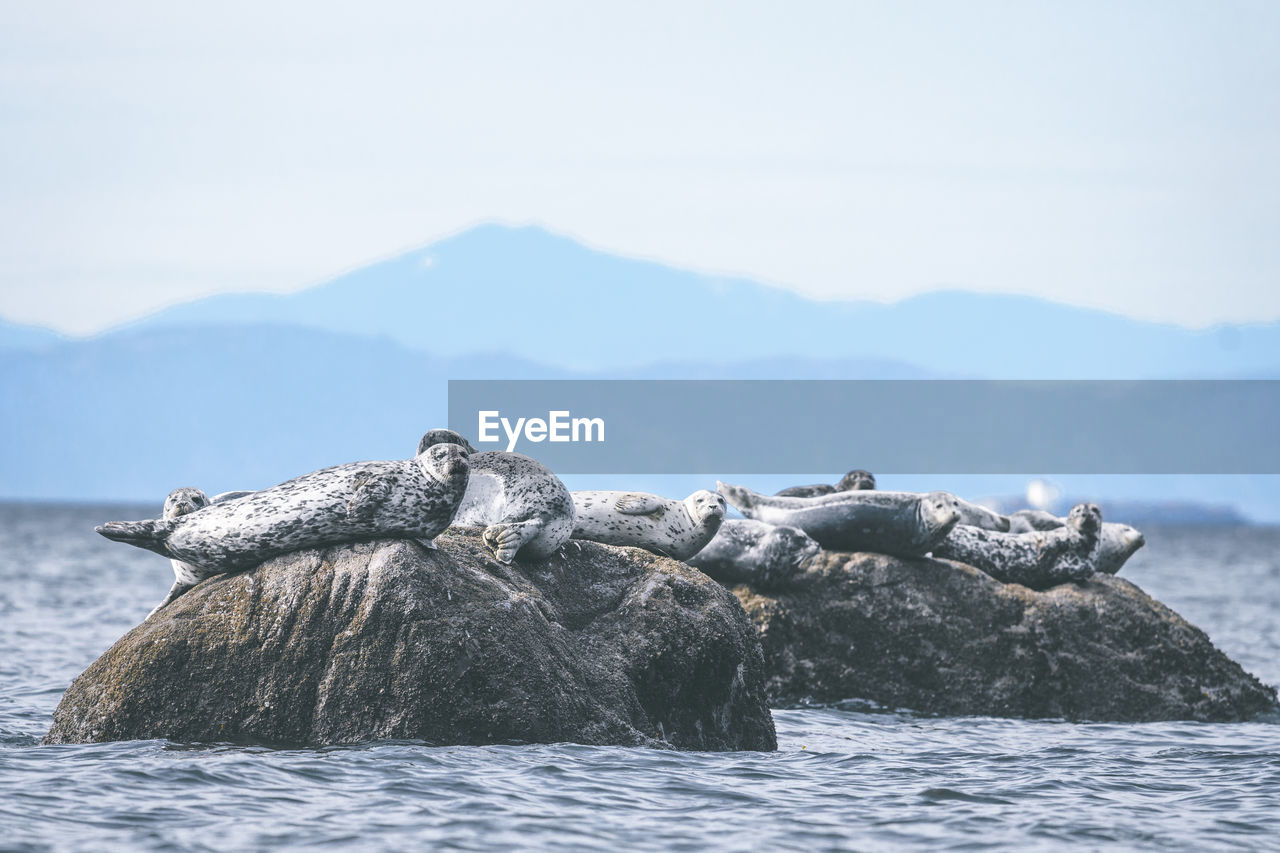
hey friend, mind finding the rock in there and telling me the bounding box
[44,528,777,750]
[734,550,1277,722]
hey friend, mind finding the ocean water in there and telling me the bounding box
[1,503,1277,851]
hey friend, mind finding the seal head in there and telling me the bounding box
[836,470,876,491]
[684,490,727,532]
[163,487,209,519]
[418,429,478,456]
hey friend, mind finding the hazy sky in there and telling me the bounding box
[2,1,1278,334]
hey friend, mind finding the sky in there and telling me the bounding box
[2,0,1278,335]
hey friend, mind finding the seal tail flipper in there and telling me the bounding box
[95,519,176,557]
[482,519,543,564]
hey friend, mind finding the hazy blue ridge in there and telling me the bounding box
[0,323,941,501]
[117,224,1280,378]
[0,325,569,501]
[0,318,65,351]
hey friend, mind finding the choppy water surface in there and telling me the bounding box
[2,504,1277,851]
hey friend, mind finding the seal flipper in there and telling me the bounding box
[614,493,665,515]
[346,474,395,522]
[147,579,195,620]
[482,519,544,564]
[96,519,177,557]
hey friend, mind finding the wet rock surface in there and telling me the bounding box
[45,529,776,750]
[733,550,1277,722]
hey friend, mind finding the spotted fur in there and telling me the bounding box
[717,481,966,557]
[98,443,471,616]
[686,518,820,588]
[571,489,726,561]
[418,430,574,564]
[1007,509,1144,575]
[934,503,1104,588]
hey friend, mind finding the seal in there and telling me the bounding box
[1008,509,1144,575]
[149,487,212,618]
[776,469,876,498]
[97,441,471,611]
[722,480,1007,530]
[418,430,574,564]
[686,518,820,588]
[933,502,1103,589]
[570,489,727,561]
[717,481,961,557]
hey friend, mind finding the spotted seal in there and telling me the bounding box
[419,430,574,563]
[934,503,1103,588]
[686,518,820,588]
[776,469,876,498]
[147,487,212,617]
[97,441,471,611]
[1007,509,1145,575]
[570,490,727,561]
[727,482,1008,532]
[717,481,962,557]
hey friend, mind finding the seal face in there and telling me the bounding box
[98,442,471,614]
[571,489,727,561]
[1007,509,1144,575]
[718,481,969,558]
[419,429,574,564]
[686,518,820,588]
[776,469,876,498]
[934,502,1104,589]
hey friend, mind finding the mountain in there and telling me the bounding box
[0,325,566,501]
[4,224,1279,511]
[0,318,64,351]
[118,224,1280,378]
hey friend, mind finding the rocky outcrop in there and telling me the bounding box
[734,550,1277,722]
[45,529,776,750]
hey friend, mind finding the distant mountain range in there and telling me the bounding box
[2,224,1278,515]
[90,224,1280,378]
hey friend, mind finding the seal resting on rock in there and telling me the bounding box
[1007,509,1145,575]
[776,469,876,498]
[934,502,1103,589]
[419,430,574,564]
[686,518,820,589]
[571,490,727,561]
[718,481,963,558]
[96,442,471,607]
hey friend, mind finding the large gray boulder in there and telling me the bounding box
[45,529,777,750]
[733,550,1277,722]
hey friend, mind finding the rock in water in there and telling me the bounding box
[44,529,776,750]
[733,550,1277,722]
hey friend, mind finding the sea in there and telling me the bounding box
[1,502,1277,852]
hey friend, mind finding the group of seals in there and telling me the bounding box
[934,503,1104,589]
[1007,509,1145,575]
[100,435,1146,617]
[717,481,967,558]
[419,430,575,564]
[775,469,876,498]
